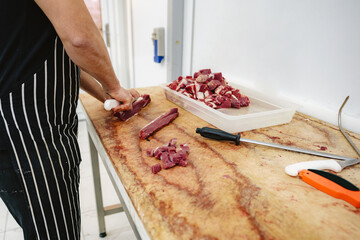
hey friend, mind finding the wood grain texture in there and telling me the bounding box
[80,86,360,240]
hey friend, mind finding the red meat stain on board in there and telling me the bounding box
[315,145,328,151]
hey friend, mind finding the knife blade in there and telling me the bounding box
[299,169,360,208]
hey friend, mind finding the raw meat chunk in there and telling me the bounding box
[167,146,177,154]
[180,144,190,154]
[152,164,162,174]
[178,159,188,167]
[168,138,177,146]
[177,150,187,160]
[114,94,151,121]
[168,82,177,90]
[146,148,154,157]
[199,69,211,74]
[161,152,176,169]
[170,152,182,164]
[196,74,208,83]
[239,96,250,107]
[207,80,221,91]
[139,108,179,139]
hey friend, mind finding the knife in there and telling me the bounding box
[299,169,360,208]
[104,97,144,111]
[104,99,121,111]
[285,159,360,176]
[196,127,358,161]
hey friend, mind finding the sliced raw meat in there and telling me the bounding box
[215,99,231,109]
[170,152,182,164]
[213,72,222,80]
[168,82,177,90]
[139,108,179,139]
[152,164,162,174]
[114,94,151,121]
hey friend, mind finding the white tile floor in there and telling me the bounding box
[0,118,137,240]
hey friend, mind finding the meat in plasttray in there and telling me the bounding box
[167,69,250,110]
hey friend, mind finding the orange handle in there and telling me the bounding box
[299,169,360,208]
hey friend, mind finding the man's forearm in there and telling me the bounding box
[61,25,120,94]
[79,70,106,103]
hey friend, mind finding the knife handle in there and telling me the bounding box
[285,160,342,176]
[104,99,120,111]
[299,169,360,208]
[196,127,240,145]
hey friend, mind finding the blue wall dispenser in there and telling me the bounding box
[152,28,165,63]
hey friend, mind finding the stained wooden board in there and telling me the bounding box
[79,86,360,240]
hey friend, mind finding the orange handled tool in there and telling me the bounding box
[299,169,360,208]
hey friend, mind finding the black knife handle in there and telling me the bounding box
[308,169,359,191]
[196,127,241,145]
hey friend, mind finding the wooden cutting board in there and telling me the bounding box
[79,86,360,240]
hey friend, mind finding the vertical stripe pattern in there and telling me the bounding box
[0,37,81,240]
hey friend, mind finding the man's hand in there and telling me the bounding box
[106,87,140,112]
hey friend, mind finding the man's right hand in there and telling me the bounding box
[105,87,140,113]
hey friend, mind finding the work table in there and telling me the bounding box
[79,86,360,240]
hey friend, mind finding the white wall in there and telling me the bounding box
[189,0,360,133]
[131,0,167,88]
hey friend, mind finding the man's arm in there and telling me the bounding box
[79,70,106,103]
[79,70,141,103]
[34,0,135,111]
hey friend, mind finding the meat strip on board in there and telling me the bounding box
[139,108,179,139]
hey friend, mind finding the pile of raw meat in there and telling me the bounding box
[147,138,190,174]
[167,69,250,109]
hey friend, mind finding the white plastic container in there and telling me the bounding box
[163,83,296,133]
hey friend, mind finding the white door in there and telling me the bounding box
[100,0,133,88]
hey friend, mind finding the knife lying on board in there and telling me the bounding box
[300,169,360,208]
[285,159,360,176]
[195,127,358,161]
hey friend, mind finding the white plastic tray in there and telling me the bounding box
[163,83,295,133]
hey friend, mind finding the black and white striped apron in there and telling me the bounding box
[0,37,82,240]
